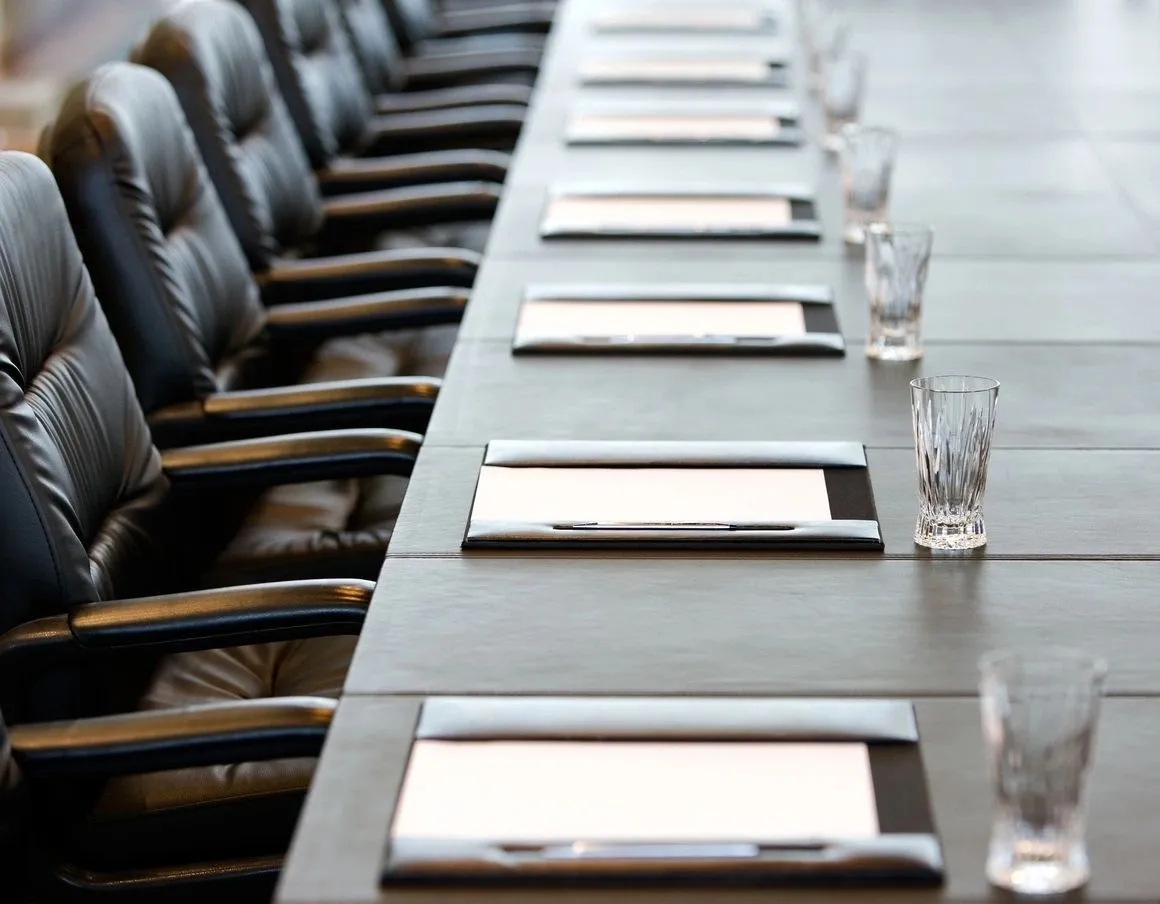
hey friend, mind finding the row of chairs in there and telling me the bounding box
[0,0,552,900]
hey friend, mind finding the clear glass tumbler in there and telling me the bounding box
[910,375,999,549]
[806,10,849,95]
[865,223,933,361]
[822,51,867,152]
[840,125,899,244]
[979,648,1107,896]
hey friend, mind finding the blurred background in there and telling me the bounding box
[0,0,169,149]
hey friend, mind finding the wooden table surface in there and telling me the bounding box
[277,1,1160,901]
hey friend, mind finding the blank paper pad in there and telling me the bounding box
[569,113,779,141]
[517,300,807,339]
[392,741,880,842]
[581,59,772,82]
[545,196,792,232]
[470,467,832,523]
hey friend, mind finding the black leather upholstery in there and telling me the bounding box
[238,0,523,165]
[340,0,535,100]
[0,150,409,895]
[135,0,323,272]
[44,62,450,444]
[135,0,493,267]
[383,0,549,48]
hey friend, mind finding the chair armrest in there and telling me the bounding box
[381,84,532,113]
[360,107,524,155]
[440,5,554,35]
[317,150,509,196]
[68,580,372,650]
[0,580,372,674]
[161,428,422,489]
[147,378,442,446]
[258,248,480,304]
[403,49,541,87]
[318,182,501,240]
[10,697,335,779]
[264,286,468,335]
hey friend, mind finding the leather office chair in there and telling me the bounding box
[0,150,411,898]
[237,0,526,166]
[383,0,551,50]
[44,62,457,446]
[338,0,537,111]
[135,0,498,262]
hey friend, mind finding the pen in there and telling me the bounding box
[572,334,784,345]
[552,521,797,531]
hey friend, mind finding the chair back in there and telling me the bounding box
[381,0,439,46]
[135,0,324,270]
[239,0,378,168]
[44,63,269,416]
[336,0,409,95]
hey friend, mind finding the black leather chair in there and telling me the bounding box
[0,150,410,898]
[238,0,527,167]
[338,0,537,113]
[44,62,458,447]
[2,691,343,900]
[136,0,498,262]
[383,0,551,51]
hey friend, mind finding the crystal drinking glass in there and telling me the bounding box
[822,50,867,152]
[980,648,1107,896]
[806,9,849,95]
[910,375,999,549]
[840,125,899,244]
[865,223,933,361]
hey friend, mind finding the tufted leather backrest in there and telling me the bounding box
[45,63,269,415]
[381,0,439,46]
[135,0,324,271]
[0,153,173,630]
[239,0,376,169]
[336,0,407,94]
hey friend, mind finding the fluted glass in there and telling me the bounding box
[806,9,848,95]
[840,125,898,244]
[865,223,932,361]
[910,375,999,549]
[822,50,866,152]
[980,648,1107,896]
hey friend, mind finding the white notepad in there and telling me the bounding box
[580,58,773,83]
[516,300,808,340]
[594,7,771,31]
[569,113,780,142]
[470,466,833,523]
[544,196,793,233]
[392,740,880,842]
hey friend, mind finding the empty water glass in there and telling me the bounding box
[822,51,867,152]
[840,125,898,244]
[806,10,849,95]
[910,375,999,549]
[865,223,932,361]
[980,648,1107,896]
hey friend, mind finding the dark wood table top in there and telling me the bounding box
[278,697,1160,904]
[276,0,1160,900]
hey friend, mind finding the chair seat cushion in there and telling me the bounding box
[76,636,355,869]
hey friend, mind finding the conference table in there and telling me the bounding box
[276,1,1160,902]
